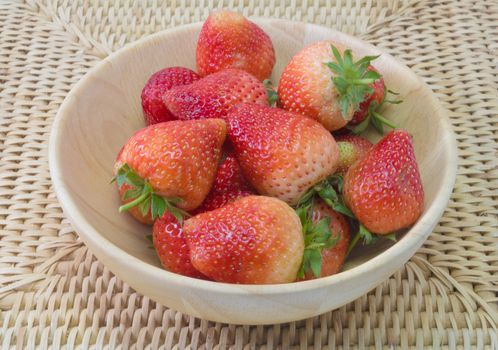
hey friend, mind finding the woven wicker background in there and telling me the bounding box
[0,0,497,348]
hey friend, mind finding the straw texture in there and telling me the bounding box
[0,0,497,348]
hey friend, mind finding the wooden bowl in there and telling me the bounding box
[49,19,457,325]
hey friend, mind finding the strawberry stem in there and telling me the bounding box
[119,190,150,212]
[371,111,396,130]
[346,224,397,257]
[353,78,377,84]
[346,229,362,256]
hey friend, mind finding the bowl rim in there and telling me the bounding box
[49,18,458,296]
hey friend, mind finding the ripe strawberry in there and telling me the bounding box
[114,119,226,223]
[152,212,206,278]
[298,200,350,280]
[193,152,255,214]
[226,103,340,205]
[194,189,254,214]
[162,69,268,121]
[141,67,200,125]
[211,152,253,193]
[184,196,304,284]
[196,11,275,81]
[343,130,424,234]
[335,134,373,175]
[278,41,384,131]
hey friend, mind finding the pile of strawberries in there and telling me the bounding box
[113,11,424,284]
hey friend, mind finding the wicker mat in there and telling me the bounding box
[0,0,497,348]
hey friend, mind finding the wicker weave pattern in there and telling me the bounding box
[0,0,497,348]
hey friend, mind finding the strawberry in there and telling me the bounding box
[113,119,226,223]
[152,212,206,278]
[162,69,268,121]
[278,41,389,132]
[335,134,373,175]
[184,196,304,284]
[226,103,340,205]
[141,67,200,125]
[193,152,255,214]
[211,152,253,193]
[194,189,254,214]
[297,200,350,280]
[343,130,424,234]
[196,11,275,81]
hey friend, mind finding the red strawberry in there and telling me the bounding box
[162,69,268,121]
[141,67,200,125]
[194,152,255,214]
[226,103,340,205]
[278,41,384,131]
[114,119,226,223]
[343,130,424,234]
[196,11,275,81]
[335,134,373,175]
[211,152,253,193]
[194,189,254,214]
[184,196,304,284]
[300,200,350,280]
[152,213,205,278]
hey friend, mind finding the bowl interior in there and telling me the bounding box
[50,19,456,308]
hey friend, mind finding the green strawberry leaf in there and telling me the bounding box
[296,204,341,279]
[123,187,142,200]
[138,194,151,216]
[151,194,166,220]
[371,112,384,134]
[297,186,317,208]
[309,250,323,277]
[350,115,371,135]
[371,110,396,132]
[359,224,376,244]
[346,224,377,256]
[114,163,189,222]
[341,67,403,136]
[328,174,344,193]
[384,232,397,241]
[316,181,354,219]
[263,79,279,106]
[164,199,190,225]
[326,45,382,119]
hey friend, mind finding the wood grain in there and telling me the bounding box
[49,19,457,325]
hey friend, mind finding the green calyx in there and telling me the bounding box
[346,224,397,256]
[112,163,190,224]
[350,87,402,135]
[325,45,381,119]
[298,174,353,219]
[296,203,340,278]
[263,79,279,106]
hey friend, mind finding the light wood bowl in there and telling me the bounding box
[49,19,457,325]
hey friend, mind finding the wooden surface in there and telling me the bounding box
[49,19,457,325]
